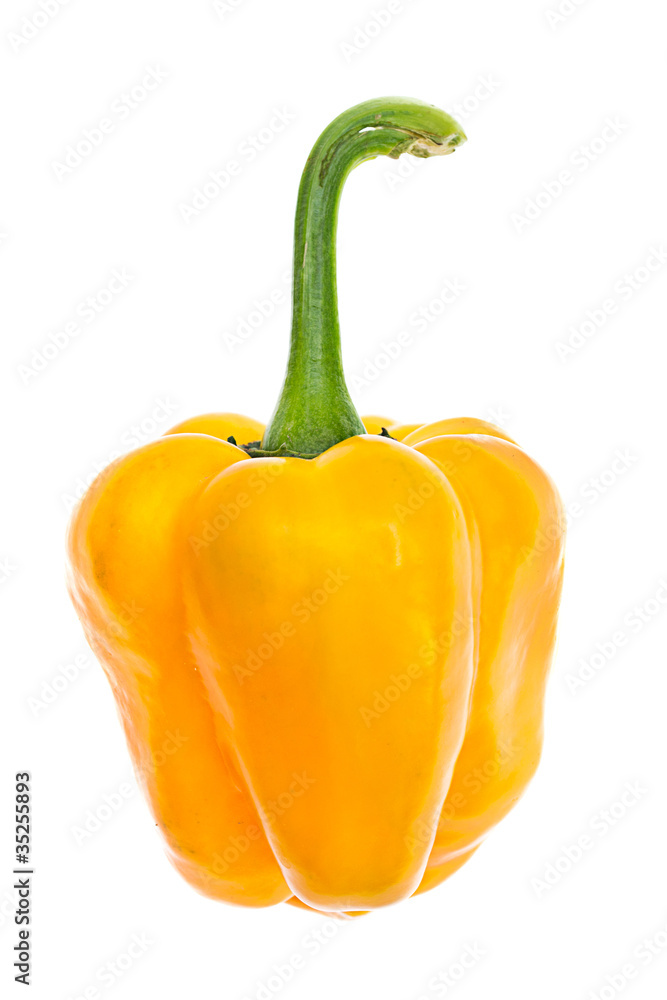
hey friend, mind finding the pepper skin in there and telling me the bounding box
[67,99,565,913]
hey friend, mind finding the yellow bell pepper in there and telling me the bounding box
[67,98,565,914]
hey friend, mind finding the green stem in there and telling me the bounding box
[259,97,466,459]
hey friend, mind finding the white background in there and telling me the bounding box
[2,0,666,998]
